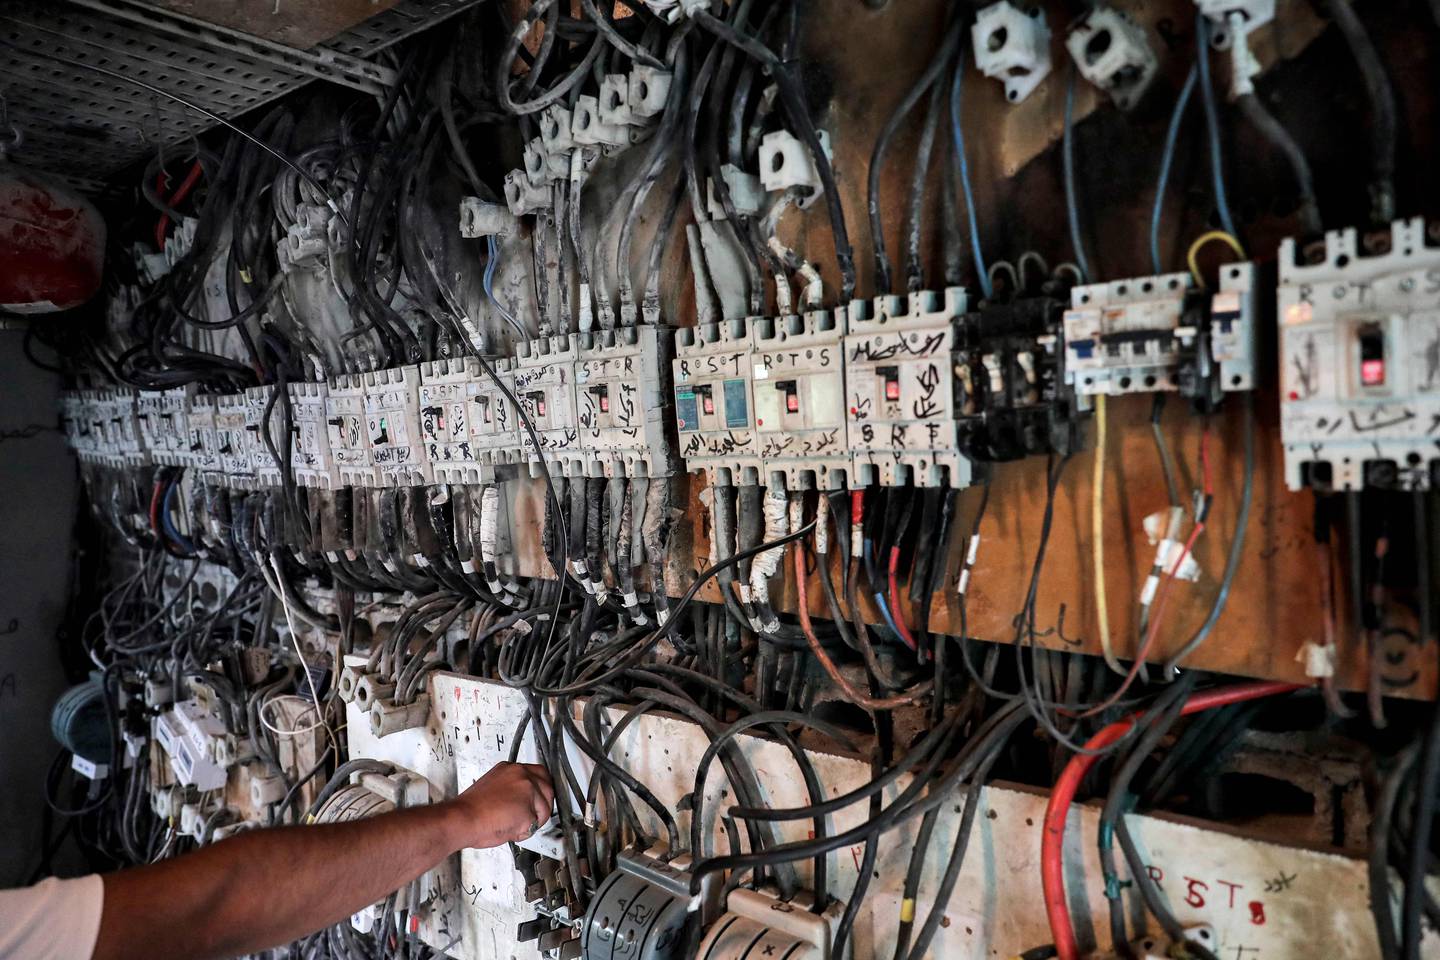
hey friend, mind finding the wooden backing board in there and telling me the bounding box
[491,0,1437,700]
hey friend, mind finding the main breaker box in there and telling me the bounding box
[1278,218,1440,490]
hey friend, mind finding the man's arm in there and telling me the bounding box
[92,761,553,960]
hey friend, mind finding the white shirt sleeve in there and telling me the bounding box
[0,875,105,960]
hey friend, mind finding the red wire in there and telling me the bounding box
[1069,427,1216,721]
[887,545,917,651]
[149,480,166,542]
[155,160,204,251]
[1041,681,1303,960]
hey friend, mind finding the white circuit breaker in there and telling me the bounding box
[139,387,193,466]
[212,393,255,488]
[576,325,675,478]
[288,381,342,489]
[327,373,377,487]
[844,289,973,488]
[673,318,761,485]
[513,335,583,477]
[1278,218,1440,490]
[153,698,231,793]
[1064,263,1258,402]
[245,386,282,488]
[417,357,521,484]
[363,365,433,488]
[186,395,222,476]
[752,308,849,489]
[696,889,844,960]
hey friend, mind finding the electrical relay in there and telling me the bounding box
[673,317,762,485]
[576,324,675,479]
[956,294,1084,462]
[752,308,849,489]
[1278,218,1440,490]
[843,289,972,488]
[514,335,583,477]
[1064,263,1259,406]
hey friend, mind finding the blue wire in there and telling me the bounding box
[161,476,195,555]
[1062,67,1092,283]
[950,45,993,301]
[484,236,519,333]
[1150,64,1199,274]
[1195,13,1239,239]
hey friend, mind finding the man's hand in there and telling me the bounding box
[449,762,555,849]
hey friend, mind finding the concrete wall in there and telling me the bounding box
[0,328,77,886]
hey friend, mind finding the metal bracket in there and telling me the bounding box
[60,0,397,95]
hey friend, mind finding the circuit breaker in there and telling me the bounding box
[363,365,433,488]
[139,387,193,467]
[213,393,255,488]
[418,357,520,485]
[956,294,1083,462]
[186,394,223,476]
[1064,264,1258,405]
[514,335,583,477]
[288,381,342,489]
[843,289,972,488]
[246,385,282,488]
[575,325,675,478]
[1278,218,1440,490]
[752,308,849,489]
[327,374,377,488]
[673,317,761,485]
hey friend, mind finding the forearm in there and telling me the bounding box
[94,801,469,960]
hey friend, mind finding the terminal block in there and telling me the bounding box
[514,335,583,477]
[326,374,377,487]
[674,317,761,485]
[288,381,341,489]
[1278,218,1440,490]
[844,289,972,488]
[418,357,520,484]
[752,308,849,489]
[363,365,433,488]
[1064,264,1258,407]
[576,325,676,478]
[956,294,1084,462]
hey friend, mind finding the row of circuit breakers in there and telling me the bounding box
[59,220,1440,492]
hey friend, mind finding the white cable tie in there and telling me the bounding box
[461,559,477,574]
[957,569,971,597]
[1140,574,1160,606]
[966,534,980,565]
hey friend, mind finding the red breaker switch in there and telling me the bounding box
[1358,323,1386,388]
[879,366,901,403]
[778,380,800,415]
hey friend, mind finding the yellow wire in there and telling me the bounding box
[1092,395,1123,675]
[1186,229,1246,287]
